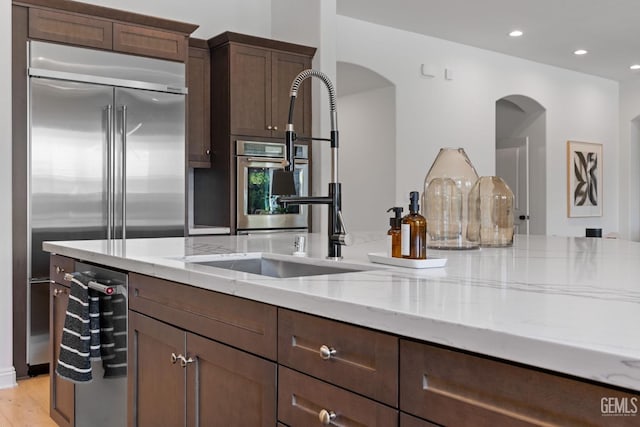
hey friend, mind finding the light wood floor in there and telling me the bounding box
[0,375,57,427]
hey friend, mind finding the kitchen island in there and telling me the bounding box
[44,233,640,426]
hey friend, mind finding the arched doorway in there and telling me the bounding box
[337,62,396,231]
[495,95,546,235]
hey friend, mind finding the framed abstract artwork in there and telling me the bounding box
[566,141,603,217]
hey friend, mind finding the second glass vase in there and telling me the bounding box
[423,148,479,249]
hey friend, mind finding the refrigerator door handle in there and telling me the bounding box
[120,105,127,241]
[105,105,113,240]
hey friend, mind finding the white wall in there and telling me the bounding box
[1,0,16,389]
[83,0,271,39]
[339,86,396,231]
[336,16,620,237]
[619,78,640,240]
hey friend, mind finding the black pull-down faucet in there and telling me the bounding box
[272,69,349,260]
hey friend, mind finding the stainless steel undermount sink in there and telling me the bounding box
[180,252,376,278]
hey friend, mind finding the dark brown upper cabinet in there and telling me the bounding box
[24,1,197,62]
[28,8,113,50]
[188,38,212,168]
[210,32,316,142]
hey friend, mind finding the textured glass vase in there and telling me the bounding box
[467,176,514,247]
[423,148,479,249]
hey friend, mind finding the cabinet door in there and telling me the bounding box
[272,52,312,139]
[29,8,113,50]
[229,45,272,137]
[50,283,74,427]
[129,312,185,427]
[188,46,212,167]
[186,332,276,427]
[113,23,186,61]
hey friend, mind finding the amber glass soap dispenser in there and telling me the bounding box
[387,207,403,257]
[401,192,427,259]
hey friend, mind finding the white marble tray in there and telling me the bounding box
[367,252,447,268]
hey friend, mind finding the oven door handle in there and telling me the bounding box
[244,157,289,167]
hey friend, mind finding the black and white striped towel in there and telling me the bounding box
[56,273,127,382]
[100,293,127,378]
[56,272,98,383]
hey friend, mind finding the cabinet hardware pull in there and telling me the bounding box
[319,345,337,360]
[318,409,336,425]
[55,266,65,274]
[273,126,278,131]
[171,353,178,364]
[53,288,67,296]
[206,149,211,155]
[179,354,194,368]
[267,125,273,130]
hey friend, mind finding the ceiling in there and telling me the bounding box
[337,0,640,82]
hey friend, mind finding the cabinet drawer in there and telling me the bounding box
[128,273,277,359]
[400,339,640,427]
[278,367,398,427]
[29,8,113,50]
[113,23,186,61]
[49,255,74,285]
[278,309,398,407]
[400,413,439,427]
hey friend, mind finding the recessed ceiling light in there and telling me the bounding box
[574,49,588,55]
[630,64,640,70]
[509,30,523,37]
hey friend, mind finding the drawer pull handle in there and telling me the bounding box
[171,353,178,364]
[318,409,336,425]
[273,126,278,131]
[53,288,67,297]
[55,266,65,274]
[319,345,336,360]
[179,354,194,368]
[267,125,273,130]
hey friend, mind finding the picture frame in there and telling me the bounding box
[566,140,603,217]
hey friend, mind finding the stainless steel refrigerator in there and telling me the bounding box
[27,41,186,367]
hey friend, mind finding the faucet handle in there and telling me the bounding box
[334,211,352,246]
[333,232,353,246]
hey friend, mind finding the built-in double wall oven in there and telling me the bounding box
[236,140,309,233]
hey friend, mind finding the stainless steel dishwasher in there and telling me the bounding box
[67,261,128,427]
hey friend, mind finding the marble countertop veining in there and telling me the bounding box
[43,233,640,391]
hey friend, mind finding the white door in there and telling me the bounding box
[496,137,529,235]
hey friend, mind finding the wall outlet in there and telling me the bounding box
[445,68,454,80]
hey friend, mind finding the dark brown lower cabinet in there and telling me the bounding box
[400,339,640,427]
[128,311,185,427]
[278,366,398,427]
[50,282,74,427]
[129,311,276,427]
[185,332,276,426]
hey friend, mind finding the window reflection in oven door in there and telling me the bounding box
[236,156,308,231]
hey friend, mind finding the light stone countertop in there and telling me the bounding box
[43,233,640,391]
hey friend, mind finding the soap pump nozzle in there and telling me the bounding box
[387,207,403,258]
[387,207,403,228]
